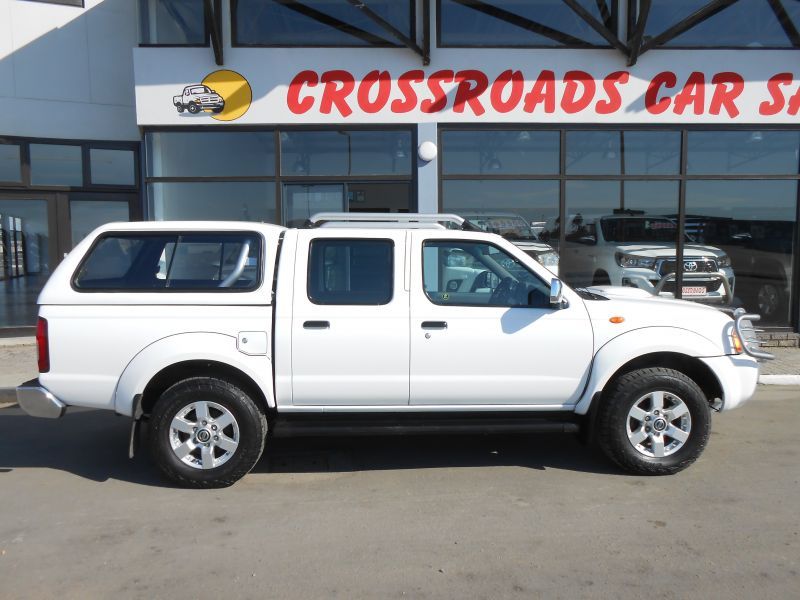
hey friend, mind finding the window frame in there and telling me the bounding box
[71,231,265,293]
[231,0,416,48]
[421,238,550,308]
[143,125,417,226]
[0,136,140,192]
[24,0,83,6]
[138,0,211,48]
[306,237,395,306]
[437,123,800,332]
[436,0,619,49]
[627,0,800,50]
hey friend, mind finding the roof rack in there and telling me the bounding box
[308,212,472,229]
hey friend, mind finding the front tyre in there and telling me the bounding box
[148,377,267,488]
[597,368,710,475]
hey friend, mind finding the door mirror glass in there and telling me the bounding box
[550,278,564,306]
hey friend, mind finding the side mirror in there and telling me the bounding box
[550,278,564,307]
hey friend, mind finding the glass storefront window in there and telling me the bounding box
[146,132,276,178]
[90,149,136,186]
[0,145,22,183]
[623,131,681,175]
[562,180,684,291]
[148,182,277,223]
[442,179,560,244]
[283,184,345,228]
[687,131,800,175]
[30,144,83,187]
[639,0,800,48]
[686,180,797,325]
[441,130,559,175]
[566,131,622,175]
[280,131,412,176]
[234,0,412,46]
[138,0,207,45]
[439,0,614,47]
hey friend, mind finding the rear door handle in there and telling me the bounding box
[303,320,330,329]
[421,321,447,330]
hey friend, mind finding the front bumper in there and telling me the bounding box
[16,378,66,419]
[620,268,734,303]
[699,355,760,411]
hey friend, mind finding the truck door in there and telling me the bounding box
[291,230,409,405]
[409,233,593,407]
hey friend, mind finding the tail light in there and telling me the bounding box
[36,317,50,373]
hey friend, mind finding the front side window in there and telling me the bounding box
[308,239,394,305]
[74,233,261,291]
[422,240,550,307]
[234,0,413,46]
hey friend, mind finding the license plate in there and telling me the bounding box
[682,286,706,296]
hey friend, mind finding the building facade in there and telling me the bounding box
[1,0,799,333]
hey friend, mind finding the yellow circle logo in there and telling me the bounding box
[201,70,252,121]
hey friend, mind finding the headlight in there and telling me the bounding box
[717,255,731,268]
[535,251,559,267]
[615,252,656,269]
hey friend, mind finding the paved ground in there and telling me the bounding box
[0,387,798,599]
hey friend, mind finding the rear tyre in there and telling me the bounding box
[597,367,710,475]
[148,377,267,488]
[176,104,185,113]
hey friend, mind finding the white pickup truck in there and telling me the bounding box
[17,214,770,488]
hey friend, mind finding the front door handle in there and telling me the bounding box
[303,320,330,329]
[421,321,447,330]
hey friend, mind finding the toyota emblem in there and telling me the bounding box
[685,261,698,272]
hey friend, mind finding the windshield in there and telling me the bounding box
[464,215,538,241]
[600,217,690,243]
[190,86,209,94]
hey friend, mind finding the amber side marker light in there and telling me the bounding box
[609,316,625,324]
[730,329,744,354]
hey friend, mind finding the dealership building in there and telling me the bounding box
[1,0,799,337]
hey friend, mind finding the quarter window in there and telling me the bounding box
[74,233,261,291]
[308,239,394,305]
[422,240,550,307]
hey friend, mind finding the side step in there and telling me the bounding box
[272,412,581,438]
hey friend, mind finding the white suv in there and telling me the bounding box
[563,213,734,303]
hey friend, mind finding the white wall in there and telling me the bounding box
[0,0,139,141]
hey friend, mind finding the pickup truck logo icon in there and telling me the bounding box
[172,70,252,121]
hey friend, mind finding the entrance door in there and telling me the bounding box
[67,194,134,247]
[409,234,593,406]
[0,191,137,329]
[0,195,57,328]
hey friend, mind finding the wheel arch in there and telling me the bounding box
[113,332,275,417]
[575,327,725,415]
[601,352,723,407]
[140,360,271,419]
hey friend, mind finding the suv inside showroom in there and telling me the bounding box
[560,211,734,305]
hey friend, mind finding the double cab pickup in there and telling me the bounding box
[17,214,770,487]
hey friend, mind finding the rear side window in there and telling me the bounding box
[73,232,261,291]
[308,239,393,305]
